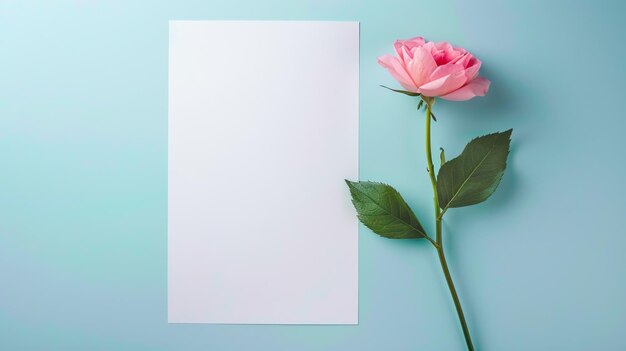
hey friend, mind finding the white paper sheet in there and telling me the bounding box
[168,21,359,324]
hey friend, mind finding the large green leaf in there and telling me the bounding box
[437,129,512,213]
[345,180,426,239]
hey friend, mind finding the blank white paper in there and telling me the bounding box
[168,21,359,324]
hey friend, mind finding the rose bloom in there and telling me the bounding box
[378,37,490,101]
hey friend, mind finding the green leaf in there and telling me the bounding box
[345,180,427,239]
[380,85,420,96]
[437,129,512,213]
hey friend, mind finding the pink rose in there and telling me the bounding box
[378,37,490,101]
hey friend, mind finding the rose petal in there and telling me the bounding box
[400,45,413,63]
[435,41,453,51]
[418,71,467,97]
[394,37,425,57]
[421,41,437,56]
[433,42,453,64]
[430,62,465,81]
[436,42,467,64]
[407,46,437,87]
[463,58,481,80]
[450,52,470,66]
[377,54,419,92]
[440,77,491,101]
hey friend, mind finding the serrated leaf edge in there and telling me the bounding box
[437,129,512,215]
[345,180,427,239]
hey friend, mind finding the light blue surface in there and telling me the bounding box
[1,0,625,350]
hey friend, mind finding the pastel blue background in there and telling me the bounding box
[1,0,625,350]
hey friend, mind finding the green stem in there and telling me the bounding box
[436,240,474,351]
[423,99,475,351]
[424,101,440,236]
